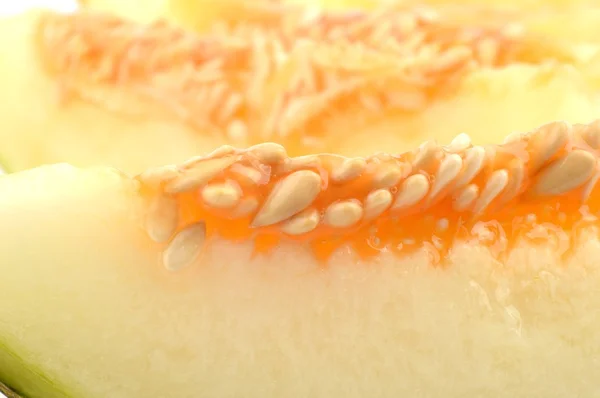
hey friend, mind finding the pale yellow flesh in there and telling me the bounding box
[1,164,600,398]
[325,63,600,157]
[0,11,227,175]
[78,0,171,23]
[78,0,600,40]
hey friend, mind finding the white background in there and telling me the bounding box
[0,1,78,396]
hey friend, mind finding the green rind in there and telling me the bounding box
[0,380,22,398]
[0,340,75,398]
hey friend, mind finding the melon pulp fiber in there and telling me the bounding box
[2,164,600,398]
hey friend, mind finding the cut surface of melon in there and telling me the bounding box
[2,132,600,397]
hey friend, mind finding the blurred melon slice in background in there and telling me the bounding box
[1,7,600,174]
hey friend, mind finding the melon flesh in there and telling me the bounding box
[1,164,600,397]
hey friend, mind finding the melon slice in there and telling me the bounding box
[78,0,600,42]
[2,121,600,397]
[2,8,600,174]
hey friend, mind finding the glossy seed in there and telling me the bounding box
[145,194,179,243]
[252,170,322,227]
[201,181,241,209]
[532,150,596,196]
[324,200,364,228]
[162,222,206,272]
[447,133,472,153]
[249,142,287,164]
[454,146,485,188]
[473,169,509,214]
[499,158,525,204]
[453,184,479,211]
[413,140,439,169]
[230,164,264,185]
[429,153,463,199]
[364,189,393,220]
[166,156,237,194]
[373,163,404,189]
[331,157,367,183]
[392,173,430,209]
[577,121,600,149]
[528,121,570,172]
[281,208,321,235]
[276,155,322,174]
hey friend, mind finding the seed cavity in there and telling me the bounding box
[231,197,259,218]
[281,208,321,235]
[251,170,322,227]
[532,150,596,196]
[145,194,179,243]
[162,222,206,272]
[201,181,242,209]
[364,189,393,220]
[392,173,430,210]
[135,118,600,254]
[324,200,364,228]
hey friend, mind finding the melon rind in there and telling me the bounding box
[0,342,70,398]
[0,379,22,398]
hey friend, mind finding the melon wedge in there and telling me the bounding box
[3,121,600,397]
[2,8,600,174]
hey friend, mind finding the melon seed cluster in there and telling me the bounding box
[137,119,600,271]
[37,7,577,151]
